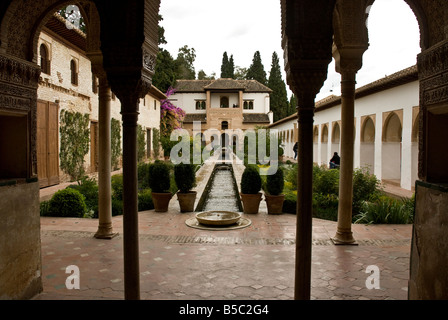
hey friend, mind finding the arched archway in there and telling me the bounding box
[360,116,375,173]
[321,124,329,166]
[382,112,403,182]
[313,126,319,163]
[331,122,340,155]
[411,111,419,186]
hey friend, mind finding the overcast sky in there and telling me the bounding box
[159,0,421,101]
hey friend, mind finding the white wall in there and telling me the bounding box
[269,78,419,191]
[172,92,206,114]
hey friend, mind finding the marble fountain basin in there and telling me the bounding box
[195,211,241,226]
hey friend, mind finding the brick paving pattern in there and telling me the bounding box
[35,206,412,300]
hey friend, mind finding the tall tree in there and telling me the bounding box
[268,52,289,122]
[289,94,298,117]
[220,52,235,78]
[246,51,267,85]
[234,66,248,80]
[198,70,215,80]
[152,15,177,92]
[175,45,196,80]
[228,54,235,79]
[152,48,177,92]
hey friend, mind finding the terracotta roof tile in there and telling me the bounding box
[175,78,272,93]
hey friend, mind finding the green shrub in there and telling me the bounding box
[40,200,51,217]
[112,198,123,216]
[148,160,171,193]
[48,188,87,218]
[68,176,99,218]
[352,167,381,214]
[312,193,339,221]
[138,162,150,190]
[174,163,196,193]
[241,165,262,194]
[286,163,298,189]
[314,168,339,196]
[354,195,414,224]
[266,167,284,195]
[111,174,124,201]
[138,189,154,211]
[282,192,297,214]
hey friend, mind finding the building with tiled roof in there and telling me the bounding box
[171,78,273,143]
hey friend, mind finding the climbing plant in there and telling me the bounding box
[160,87,185,137]
[111,118,122,170]
[59,109,90,181]
[152,127,161,159]
[137,124,146,163]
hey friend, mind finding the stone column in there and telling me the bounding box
[94,77,116,239]
[121,104,140,300]
[332,70,357,244]
[294,98,315,300]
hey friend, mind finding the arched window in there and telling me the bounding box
[40,44,50,75]
[195,100,206,110]
[243,100,254,110]
[220,96,229,108]
[70,59,78,85]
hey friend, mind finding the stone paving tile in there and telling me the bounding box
[35,209,412,301]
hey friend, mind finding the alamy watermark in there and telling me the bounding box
[169,121,280,175]
[365,265,380,289]
[65,265,80,290]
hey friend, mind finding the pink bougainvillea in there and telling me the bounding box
[160,87,186,137]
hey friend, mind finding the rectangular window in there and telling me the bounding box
[154,100,157,110]
[243,100,254,110]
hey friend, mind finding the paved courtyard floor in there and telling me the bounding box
[34,200,412,301]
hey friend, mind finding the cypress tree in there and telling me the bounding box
[220,52,229,78]
[246,51,267,85]
[221,52,235,78]
[289,94,298,116]
[268,52,289,122]
[228,54,235,79]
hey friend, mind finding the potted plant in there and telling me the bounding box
[148,160,172,212]
[174,163,197,212]
[240,165,262,214]
[265,167,285,214]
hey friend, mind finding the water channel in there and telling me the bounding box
[196,163,243,213]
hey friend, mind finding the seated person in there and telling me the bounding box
[329,152,340,169]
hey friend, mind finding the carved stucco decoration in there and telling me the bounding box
[98,0,160,109]
[0,53,40,177]
[417,40,448,180]
[281,0,336,102]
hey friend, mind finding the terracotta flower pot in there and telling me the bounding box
[177,191,197,212]
[240,192,262,214]
[152,192,172,212]
[265,194,285,215]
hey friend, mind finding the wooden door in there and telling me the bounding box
[37,100,59,188]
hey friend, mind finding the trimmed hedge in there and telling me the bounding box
[148,160,171,193]
[47,188,87,218]
[266,167,284,195]
[241,165,262,194]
